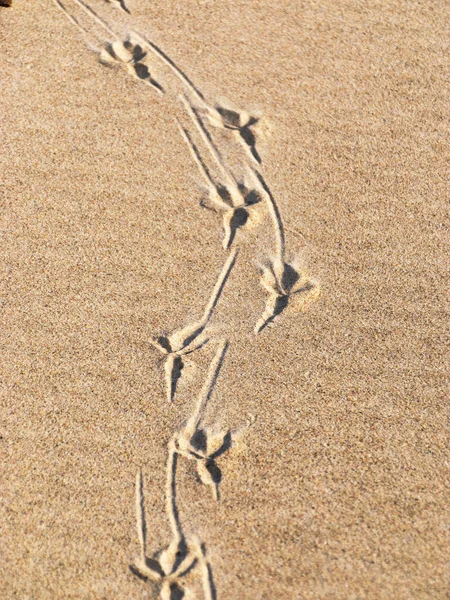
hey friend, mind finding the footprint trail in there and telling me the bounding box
[51,2,321,597]
[150,248,238,402]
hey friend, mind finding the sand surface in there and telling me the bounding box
[1,1,449,598]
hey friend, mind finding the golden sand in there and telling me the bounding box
[1,1,449,598]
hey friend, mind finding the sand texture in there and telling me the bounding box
[1,0,449,598]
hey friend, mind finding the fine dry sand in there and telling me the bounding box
[1,1,449,598]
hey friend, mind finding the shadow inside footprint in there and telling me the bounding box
[217,185,233,205]
[124,41,146,61]
[132,63,150,79]
[118,0,130,13]
[106,0,131,13]
[216,106,242,128]
[130,62,165,92]
[281,263,300,293]
[216,107,261,162]
[157,336,172,353]
[231,207,249,228]
[259,295,289,332]
[191,429,208,454]
[244,188,263,206]
[205,460,222,487]
[240,122,261,163]
[210,430,232,459]
[168,356,184,402]
[225,207,249,249]
[169,583,185,600]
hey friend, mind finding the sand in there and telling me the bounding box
[1,0,449,598]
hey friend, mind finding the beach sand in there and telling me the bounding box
[1,1,449,598]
